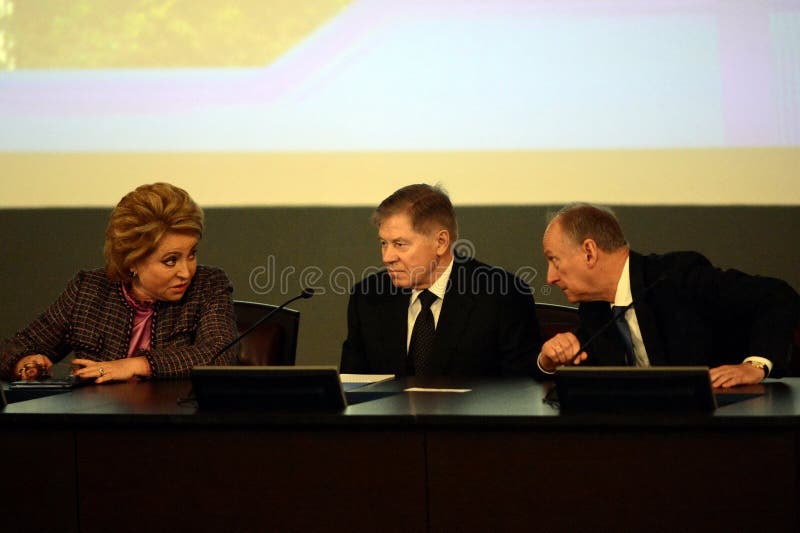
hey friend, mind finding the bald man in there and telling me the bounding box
[538,203,798,387]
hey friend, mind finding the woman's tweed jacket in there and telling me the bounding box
[0,265,239,380]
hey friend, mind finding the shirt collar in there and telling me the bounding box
[412,256,453,303]
[612,256,633,308]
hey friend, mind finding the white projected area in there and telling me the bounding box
[2,1,799,151]
[0,0,798,207]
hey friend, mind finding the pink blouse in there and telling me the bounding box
[122,284,154,357]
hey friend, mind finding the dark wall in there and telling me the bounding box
[1,206,798,365]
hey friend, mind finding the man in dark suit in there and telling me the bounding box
[341,184,542,376]
[538,203,799,386]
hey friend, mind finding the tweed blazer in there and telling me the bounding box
[0,265,239,380]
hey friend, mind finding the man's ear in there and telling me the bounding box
[582,238,599,268]
[435,229,451,255]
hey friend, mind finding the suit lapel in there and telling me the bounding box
[378,289,412,375]
[580,302,627,365]
[629,252,666,365]
[428,261,476,375]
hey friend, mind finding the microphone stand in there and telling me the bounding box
[206,288,315,366]
[178,289,315,405]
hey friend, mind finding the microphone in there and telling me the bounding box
[207,288,315,365]
[576,275,666,359]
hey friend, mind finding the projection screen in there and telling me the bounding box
[1,0,798,207]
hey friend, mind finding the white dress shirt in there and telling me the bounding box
[612,257,650,367]
[406,258,454,351]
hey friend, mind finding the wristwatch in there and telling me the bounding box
[744,360,769,379]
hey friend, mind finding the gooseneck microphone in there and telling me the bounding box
[207,288,316,365]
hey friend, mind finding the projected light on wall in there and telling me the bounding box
[0,1,798,208]
[1,0,798,152]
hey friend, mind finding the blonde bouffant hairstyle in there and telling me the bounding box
[104,183,204,283]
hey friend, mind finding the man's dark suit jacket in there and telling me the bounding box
[341,257,542,376]
[577,251,799,376]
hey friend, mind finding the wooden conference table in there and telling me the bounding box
[2,376,799,533]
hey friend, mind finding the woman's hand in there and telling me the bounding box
[13,354,54,381]
[71,356,152,384]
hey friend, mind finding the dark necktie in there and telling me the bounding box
[408,290,438,376]
[612,306,636,366]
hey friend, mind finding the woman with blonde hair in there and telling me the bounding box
[0,182,238,383]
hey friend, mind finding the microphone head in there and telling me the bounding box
[300,287,316,299]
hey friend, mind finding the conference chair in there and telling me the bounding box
[791,319,800,377]
[233,300,300,366]
[535,303,580,341]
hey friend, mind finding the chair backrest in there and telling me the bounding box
[535,303,580,341]
[233,300,300,366]
[790,319,800,377]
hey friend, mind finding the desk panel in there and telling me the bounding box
[4,378,800,531]
[1,430,77,533]
[427,430,797,532]
[76,429,426,533]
